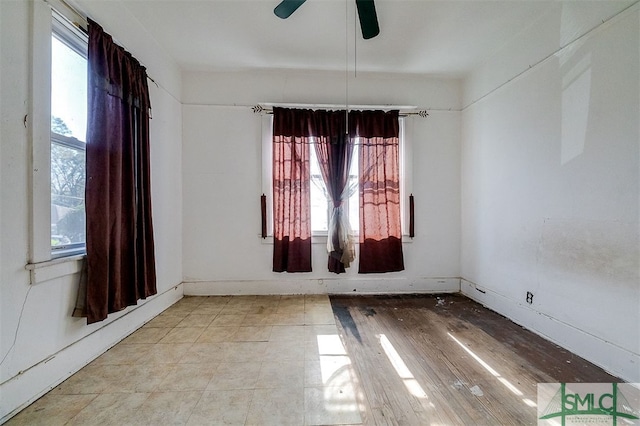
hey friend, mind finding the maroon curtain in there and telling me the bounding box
[272,107,313,272]
[313,110,355,273]
[85,19,157,323]
[352,110,405,273]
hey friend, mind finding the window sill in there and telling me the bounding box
[26,254,85,285]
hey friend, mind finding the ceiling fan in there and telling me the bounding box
[274,0,380,40]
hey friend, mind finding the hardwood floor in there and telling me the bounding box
[329,294,620,425]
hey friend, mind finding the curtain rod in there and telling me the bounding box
[47,0,87,30]
[46,0,159,88]
[252,104,429,117]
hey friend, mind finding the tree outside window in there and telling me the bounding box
[51,116,86,249]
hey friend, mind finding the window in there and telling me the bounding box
[309,139,360,234]
[268,108,407,273]
[50,11,87,257]
[262,114,410,239]
[27,1,88,281]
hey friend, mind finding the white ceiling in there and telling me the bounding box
[85,0,635,77]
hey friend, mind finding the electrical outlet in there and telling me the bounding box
[526,291,534,304]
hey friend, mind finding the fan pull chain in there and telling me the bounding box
[345,0,349,135]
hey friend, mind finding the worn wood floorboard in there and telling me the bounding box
[329,294,621,426]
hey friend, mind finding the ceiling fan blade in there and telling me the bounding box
[274,0,307,19]
[355,0,380,39]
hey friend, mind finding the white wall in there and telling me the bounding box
[182,70,462,295]
[0,1,184,421]
[460,6,639,382]
[4,1,634,421]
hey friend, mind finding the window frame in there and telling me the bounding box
[27,1,87,283]
[50,12,88,258]
[308,137,360,236]
[261,112,413,243]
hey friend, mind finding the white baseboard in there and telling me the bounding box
[460,279,640,383]
[0,284,184,424]
[183,277,461,296]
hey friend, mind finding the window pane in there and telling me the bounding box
[310,145,329,232]
[51,34,87,142]
[51,142,86,248]
[51,23,87,255]
[309,142,360,234]
[348,142,359,233]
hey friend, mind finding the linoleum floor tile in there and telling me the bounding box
[245,387,304,426]
[210,314,246,326]
[198,296,231,305]
[193,305,224,315]
[232,325,272,342]
[162,305,198,317]
[135,391,202,425]
[144,342,193,364]
[305,356,353,387]
[5,394,97,426]
[206,361,262,390]
[122,326,171,344]
[107,363,171,393]
[304,294,331,305]
[222,342,269,362]
[196,325,239,343]
[179,342,227,364]
[219,304,257,314]
[276,304,305,315]
[269,325,306,341]
[304,324,340,341]
[159,326,205,344]
[157,363,218,391]
[250,297,281,311]
[304,384,362,425]
[271,312,305,325]
[52,364,121,395]
[279,295,305,305]
[304,310,337,325]
[5,296,352,426]
[175,313,216,328]
[186,389,253,425]
[256,360,304,389]
[242,313,276,325]
[226,295,258,302]
[264,340,305,361]
[246,305,279,315]
[174,297,205,308]
[66,392,150,426]
[91,343,152,365]
[306,334,347,360]
[144,314,185,328]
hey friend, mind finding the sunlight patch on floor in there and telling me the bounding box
[313,334,362,424]
[378,334,433,403]
[448,332,537,408]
